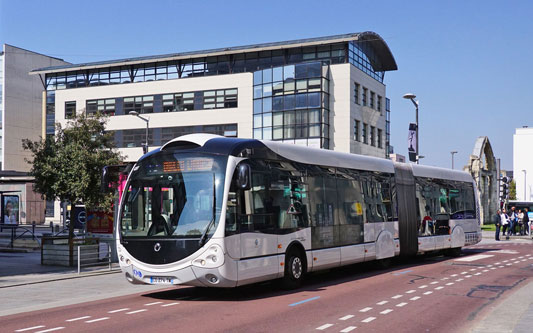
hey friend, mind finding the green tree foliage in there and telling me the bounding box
[509,179,517,200]
[22,112,123,211]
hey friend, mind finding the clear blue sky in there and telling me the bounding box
[1,0,531,170]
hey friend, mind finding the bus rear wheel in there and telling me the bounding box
[281,250,305,289]
[446,247,462,257]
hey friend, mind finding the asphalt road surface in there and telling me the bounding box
[3,242,532,332]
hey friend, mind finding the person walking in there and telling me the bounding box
[501,209,510,240]
[494,209,502,241]
[523,208,530,236]
[508,206,517,236]
[518,209,524,235]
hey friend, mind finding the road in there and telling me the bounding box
[2,241,532,332]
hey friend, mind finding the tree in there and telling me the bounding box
[509,179,517,200]
[23,112,123,216]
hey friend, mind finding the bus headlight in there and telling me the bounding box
[192,244,224,268]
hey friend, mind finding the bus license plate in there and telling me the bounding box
[150,276,173,284]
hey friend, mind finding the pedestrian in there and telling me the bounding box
[508,206,517,236]
[523,208,530,236]
[518,209,524,235]
[494,209,501,241]
[501,209,510,240]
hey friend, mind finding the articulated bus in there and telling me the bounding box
[112,134,481,288]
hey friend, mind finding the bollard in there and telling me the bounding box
[32,222,36,240]
[108,243,112,271]
[78,245,81,274]
[50,221,53,233]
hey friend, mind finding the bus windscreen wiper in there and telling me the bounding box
[199,174,216,247]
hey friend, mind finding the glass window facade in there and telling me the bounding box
[46,91,55,136]
[354,82,359,105]
[253,62,330,149]
[87,98,116,116]
[123,96,153,115]
[65,101,76,119]
[348,41,385,82]
[354,120,360,142]
[112,123,237,148]
[162,88,237,112]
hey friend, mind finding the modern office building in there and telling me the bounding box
[513,127,533,201]
[0,44,69,224]
[31,32,397,221]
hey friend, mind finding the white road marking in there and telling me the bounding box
[161,302,180,307]
[410,296,421,301]
[419,285,428,289]
[470,268,477,271]
[16,326,45,332]
[503,260,509,263]
[430,281,439,285]
[456,278,464,282]
[108,308,130,313]
[494,262,501,265]
[126,309,147,315]
[339,315,354,321]
[490,267,497,270]
[361,317,376,323]
[435,286,444,290]
[521,259,527,262]
[380,309,393,314]
[340,326,357,333]
[487,265,493,267]
[405,290,416,294]
[461,272,468,274]
[519,256,524,259]
[85,317,109,323]
[482,270,489,272]
[423,291,433,295]
[34,328,64,333]
[391,295,403,299]
[455,254,494,262]
[506,263,512,266]
[465,275,472,278]
[359,307,372,312]
[144,301,163,306]
[316,324,333,330]
[66,316,91,322]
[396,302,408,307]
[446,282,454,286]
[377,300,389,305]
[494,250,519,254]
[451,274,458,277]
[441,277,449,280]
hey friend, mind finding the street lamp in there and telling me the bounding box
[403,93,419,164]
[523,169,527,201]
[450,151,458,169]
[129,111,149,154]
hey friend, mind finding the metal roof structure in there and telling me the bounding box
[30,31,397,75]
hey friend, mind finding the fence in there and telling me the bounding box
[0,223,40,248]
[41,236,99,266]
[78,242,112,274]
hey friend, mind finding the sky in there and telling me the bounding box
[1,0,532,171]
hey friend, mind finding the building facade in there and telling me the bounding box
[513,127,533,201]
[31,32,397,222]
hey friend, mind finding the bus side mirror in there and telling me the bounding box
[236,164,251,190]
[100,166,113,193]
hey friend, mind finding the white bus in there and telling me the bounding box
[111,134,481,288]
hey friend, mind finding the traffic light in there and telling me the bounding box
[500,176,510,200]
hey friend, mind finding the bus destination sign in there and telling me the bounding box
[163,159,213,173]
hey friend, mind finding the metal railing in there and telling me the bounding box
[0,223,41,248]
[77,242,112,274]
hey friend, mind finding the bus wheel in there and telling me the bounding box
[375,258,392,269]
[281,250,305,289]
[446,247,462,257]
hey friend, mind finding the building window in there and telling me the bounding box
[362,88,368,106]
[362,123,368,144]
[354,120,360,142]
[124,96,153,114]
[354,82,360,105]
[65,101,76,119]
[377,95,382,112]
[86,98,116,116]
[370,126,376,146]
[378,129,383,148]
[370,91,375,109]
[162,88,238,112]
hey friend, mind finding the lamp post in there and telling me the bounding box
[450,151,458,169]
[129,111,149,154]
[403,93,419,164]
[523,169,527,201]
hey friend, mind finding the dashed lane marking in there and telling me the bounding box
[359,307,372,312]
[435,286,444,290]
[380,309,393,314]
[377,301,388,305]
[396,302,408,307]
[316,324,333,330]
[340,326,357,332]
[34,328,64,333]
[66,316,91,322]
[419,285,428,289]
[15,326,45,332]
[482,270,490,272]
[455,254,494,262]
[456,278,464,282]
[339,315,354,321]
[161,302,180,307]
[361,317,376,323]
[405,290,416,294]
[430,281,439,285]
[144,301,163,306]
[465,275,472,278]
[391,295,403,299]
[441,277,449,280]
[85,317,109,323]
[451,274,458,277]
[423,291,433,295]
[474,272,482,275]
[410,296,421,301]
[461,272,468,275]
[446,282,454,286]
[108,308,129,313]
[126,309,147,315]
[469,268,477,271]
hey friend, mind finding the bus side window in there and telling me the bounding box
[225,191,238,235]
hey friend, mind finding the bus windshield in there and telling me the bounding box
[120,152,226,239]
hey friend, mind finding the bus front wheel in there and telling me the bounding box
[281,250,305,289]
